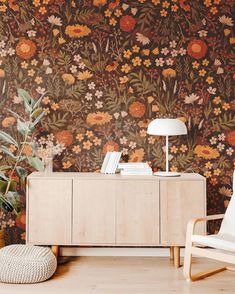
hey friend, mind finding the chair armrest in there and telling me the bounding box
[186,214,224,242]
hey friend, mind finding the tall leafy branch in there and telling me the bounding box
[0,89,45,214]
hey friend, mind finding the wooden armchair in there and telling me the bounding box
[183,171,235,281]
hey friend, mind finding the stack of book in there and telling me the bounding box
[118,162,153,176]
[101,152,122,174]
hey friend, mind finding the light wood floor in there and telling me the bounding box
[1,257,235,294]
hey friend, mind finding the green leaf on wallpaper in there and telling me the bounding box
[42,113,68,131]
[66,83,86,99]
[0,146,17,159]
[0,131,19,147]
[57,51,72,68]
[217,113,235,130]
[130,71,154,96]
[27,157,44,172]
[217,155,230,169]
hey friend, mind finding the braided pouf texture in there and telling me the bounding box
[0,244,57,284]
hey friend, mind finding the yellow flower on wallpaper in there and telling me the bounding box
[86,112,112,126]
[194,145,220,159]
[129,148,145,162]
[162,68,176,78]
[77,70,93,80]
[65,24,91,38]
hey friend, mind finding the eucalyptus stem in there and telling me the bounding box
[4,130,29,197]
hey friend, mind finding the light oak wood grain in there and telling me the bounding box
[0,257,234,294]
[116,180,159,244]
[73,180,116,244]
[27,179,72,245]
[160,180,206,246]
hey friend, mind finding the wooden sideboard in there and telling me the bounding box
[26,172,206,267]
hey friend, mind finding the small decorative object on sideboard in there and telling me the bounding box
[147,118,187,177]
[35,134,65,175]
[118,162,153,176]
[101,152,122,174]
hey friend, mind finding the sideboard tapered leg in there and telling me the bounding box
[174,246,180,268]
[170,246,174,261]
[51,245,59,259]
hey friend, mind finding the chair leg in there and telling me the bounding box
[183,241,193,280]
[183,243,226,281]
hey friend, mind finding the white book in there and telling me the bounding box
[105,152,117,174]
[101,152,111,174]
[121,170,152,176]
[118,162,150,169]
[112,152,122,174]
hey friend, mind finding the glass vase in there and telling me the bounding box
[43,156,53,175]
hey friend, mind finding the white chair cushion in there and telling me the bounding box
[191,233,235,252]
[0,245,57,284]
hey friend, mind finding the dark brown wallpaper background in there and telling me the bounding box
[0,0,234,244]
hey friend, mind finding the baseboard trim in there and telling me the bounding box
[61,247,185,257]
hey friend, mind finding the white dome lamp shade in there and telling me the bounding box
[147,118,187,177]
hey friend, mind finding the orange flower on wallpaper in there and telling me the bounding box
[93,0,107,6]
[129,148,145,162]
[227,131,235,146]
[62,73,75,84]
[22,144,33,156]
[105,61,119,72]
[120,15,136,32]
[129,101,146,118]
[87,112,112,126]
[162,68,176,78]
[9,0,20,11]
[103,140,119,153]
[194,145,220,159]
[187,39,208,59]
[16,39,36,59]
[2,116,16,128]
[55,130,73,146]
[109,0,120,10]
[65,25,91,38]
[16,212,26,231]
[0,69,5,77]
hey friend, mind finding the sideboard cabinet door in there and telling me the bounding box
[116,180,159,245]
[160,180,206,245]
[73,180,116,244]
[27,179,72,245]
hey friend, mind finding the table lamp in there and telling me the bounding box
[147,118,187,177]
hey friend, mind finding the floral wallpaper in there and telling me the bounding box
[0,0,234,244]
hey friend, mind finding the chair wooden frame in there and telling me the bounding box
[183,213,235,281]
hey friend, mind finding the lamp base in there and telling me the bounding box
[153,171,181,177]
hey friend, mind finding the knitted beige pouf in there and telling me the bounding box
[0,245,57,284]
